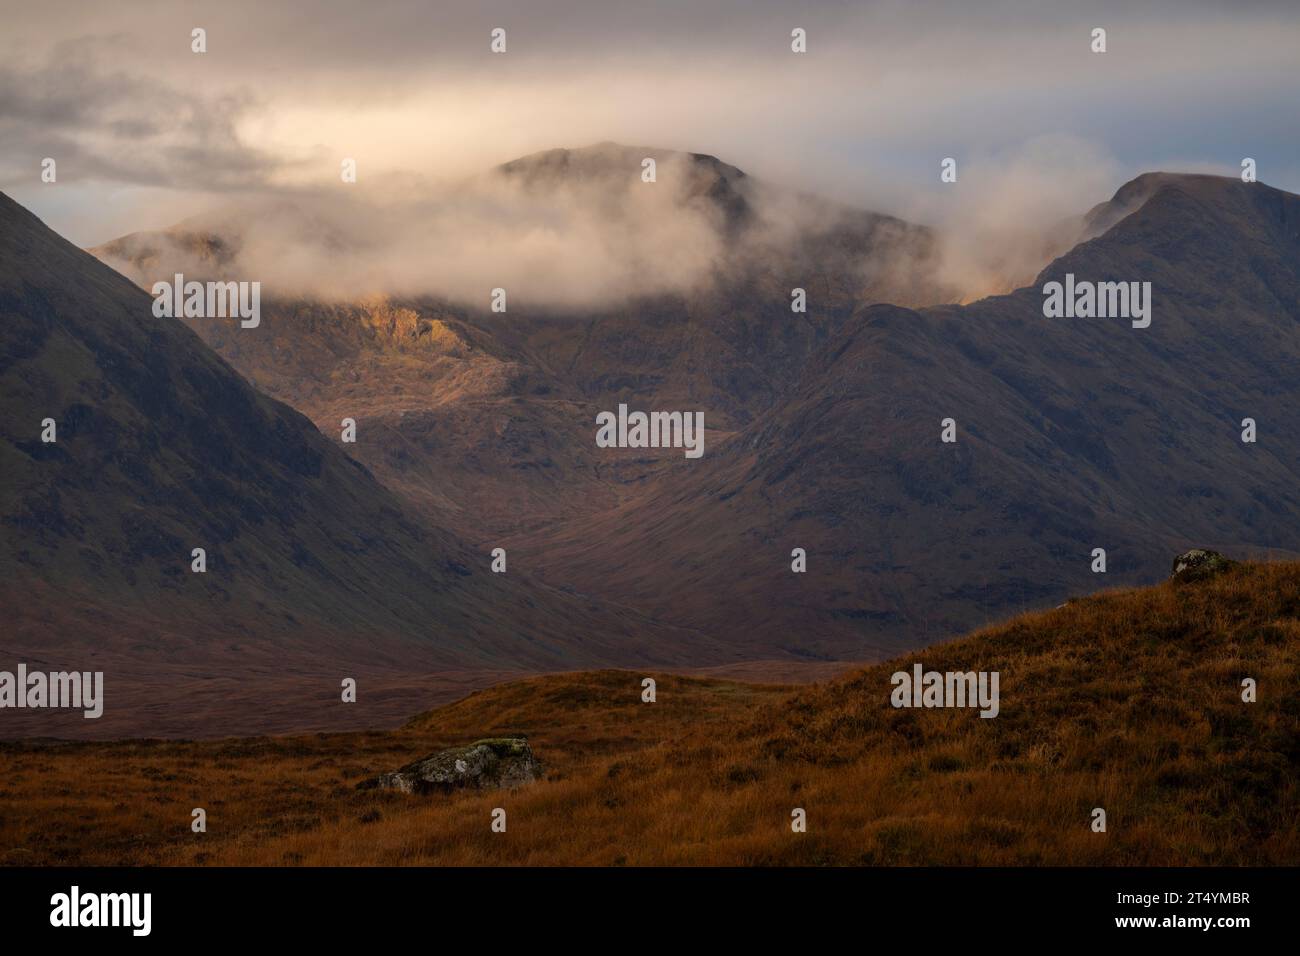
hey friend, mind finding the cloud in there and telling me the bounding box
[4,0,1298,281]
[93,149,746,309]
[904,135,1126,301]
[0,50,290,205]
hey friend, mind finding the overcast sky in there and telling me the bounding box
[2,0,1296,245]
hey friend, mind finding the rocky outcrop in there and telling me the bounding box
[359,297,467,354]
[1170,549,1237,583]
[359,737,542,794]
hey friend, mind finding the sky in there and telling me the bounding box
[1,0,1297,248]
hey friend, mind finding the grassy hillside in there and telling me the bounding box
[2,560,1296,866]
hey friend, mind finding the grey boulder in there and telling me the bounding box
[1170,548,1237,583]
[359,737,542,794]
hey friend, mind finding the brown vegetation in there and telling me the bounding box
[2,561,1296,866]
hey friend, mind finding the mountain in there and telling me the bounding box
[0,191,750,738]
[83,154,1300,668]
[514,172,1300,657]
[88,143,955,542]
[7,560,1296,865]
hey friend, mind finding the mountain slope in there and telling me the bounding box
[0,191,745,737]
[511,174,1300,658]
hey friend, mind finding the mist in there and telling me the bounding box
[912,136,1127,302]
[93,149,746,310]
[90,137,1153,313]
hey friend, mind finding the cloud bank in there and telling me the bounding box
[4,0,1296,305]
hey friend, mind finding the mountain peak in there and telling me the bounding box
[1082,170,1283,236]
[496,141,747,182]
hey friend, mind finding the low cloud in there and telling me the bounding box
[90,138,1153,313]
[907,136,1126,301]
[94,149,744,310]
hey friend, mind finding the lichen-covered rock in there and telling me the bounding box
[359,737,541,794]
[1170,548,1236,583]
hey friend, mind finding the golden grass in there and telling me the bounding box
[2,562,1296,866]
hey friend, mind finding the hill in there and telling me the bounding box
[2,560,1295,865]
